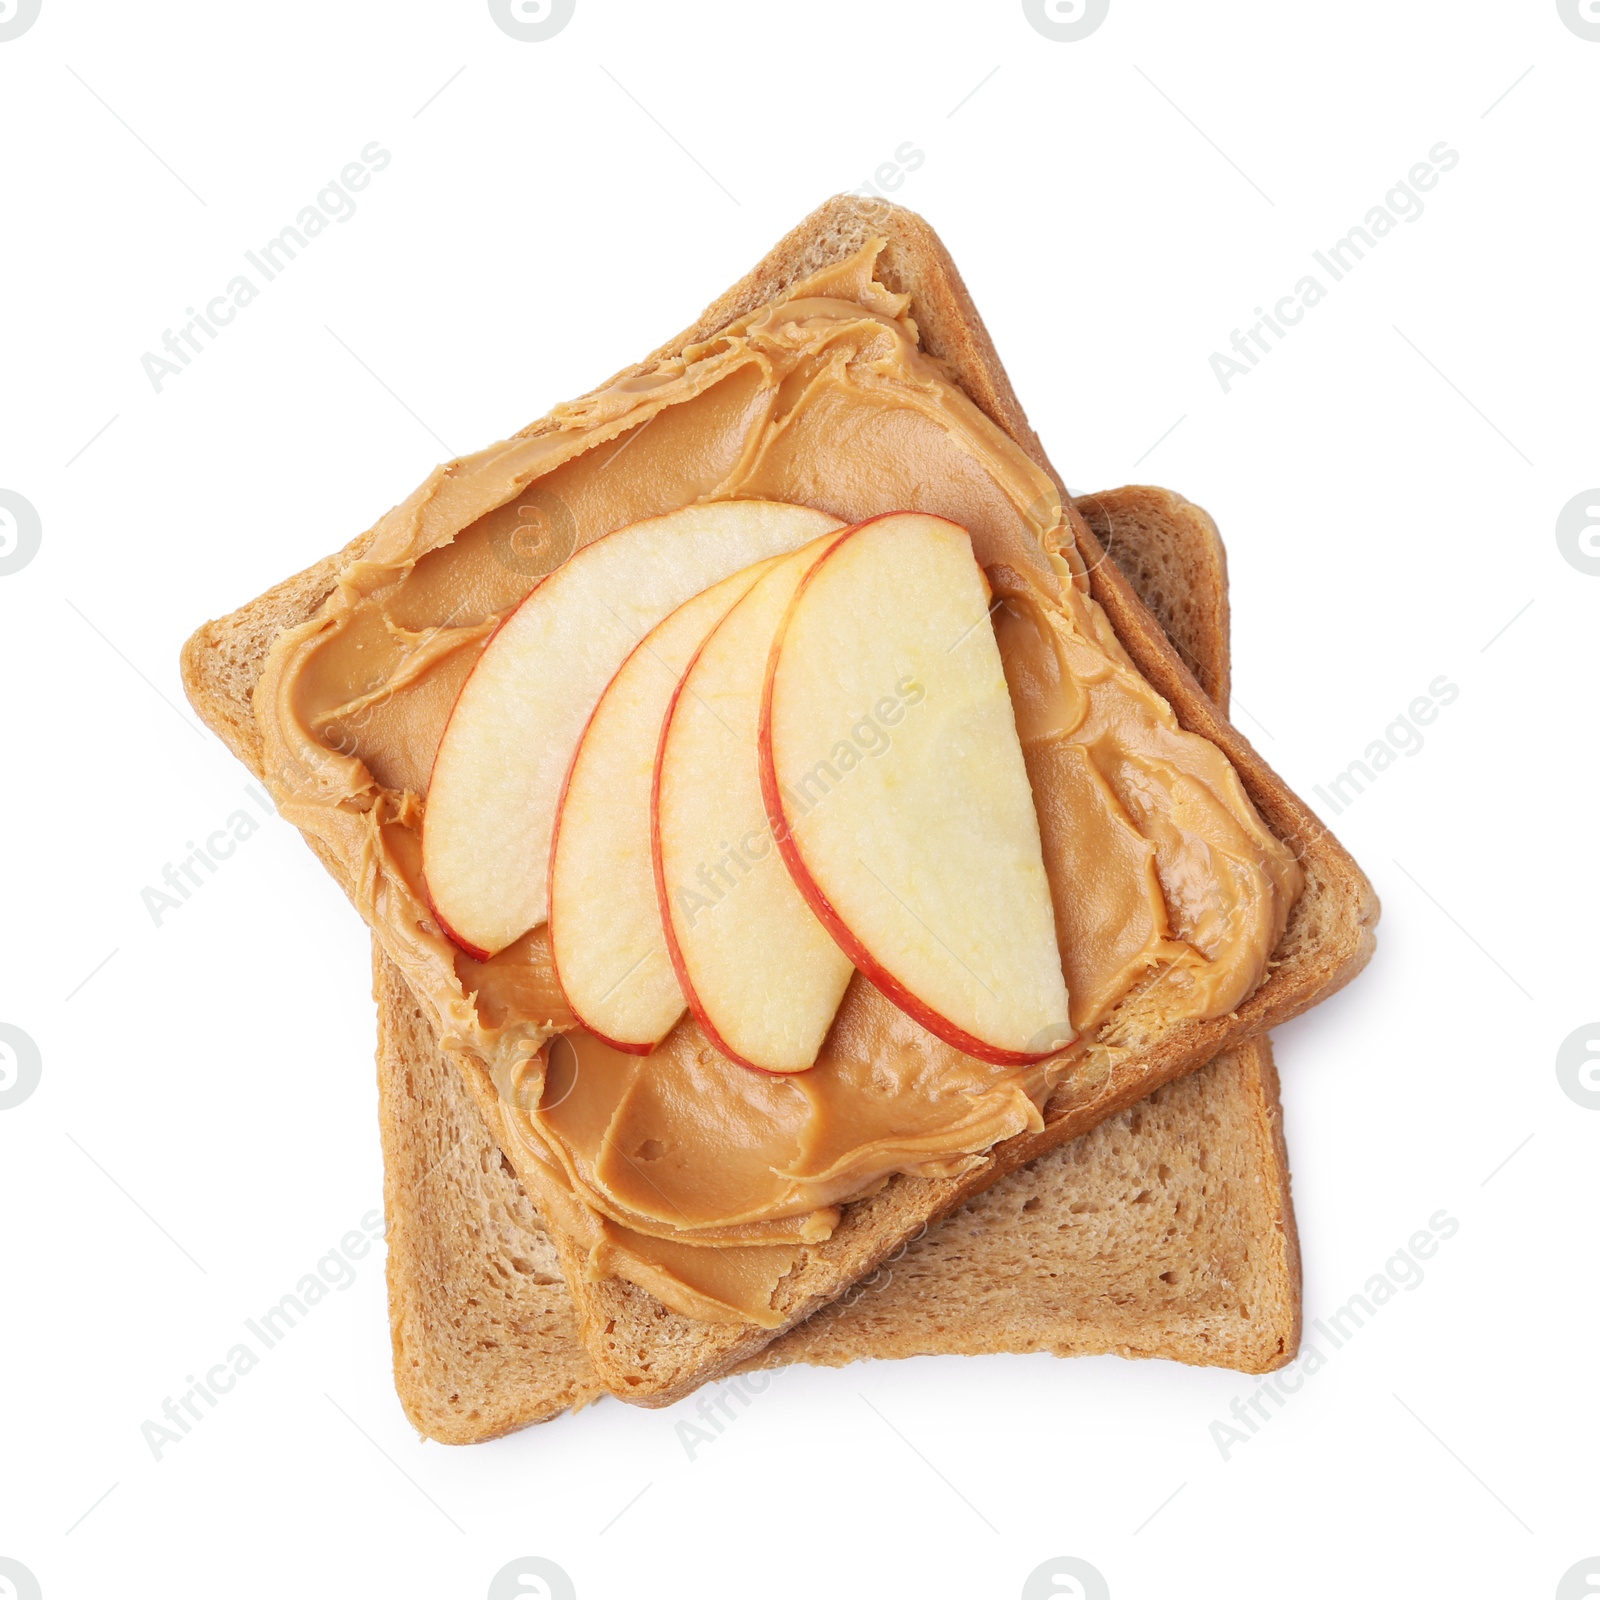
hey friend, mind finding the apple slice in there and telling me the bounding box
[653,532,855,1073]
[760,512,1072,1065]
[423,500,842,958]
[549,555,803,1052]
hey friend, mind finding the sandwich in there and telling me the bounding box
[181,195,1377,1413]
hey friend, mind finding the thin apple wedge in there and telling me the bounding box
[760,512,1072,1065]
[422,500,842,958]
[549,552,823,1052]
[654,532,855,1073]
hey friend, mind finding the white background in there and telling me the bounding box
[1,2,1596,1597]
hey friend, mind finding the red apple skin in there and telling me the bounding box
[756,514,1071,1070]
[425,886,494,964]
[649,628,812,1077]
[545,650,658,1057]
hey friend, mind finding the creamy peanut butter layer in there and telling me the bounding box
[255,241,1300,1326]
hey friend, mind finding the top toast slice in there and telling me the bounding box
[181,196,1376,1407]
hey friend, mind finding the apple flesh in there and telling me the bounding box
[653,532,855,1073]
[422,500,842,958]
[759,512,1073,1065]
[548,554,813,1052]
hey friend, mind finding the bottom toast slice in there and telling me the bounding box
[376,486,1301,1442]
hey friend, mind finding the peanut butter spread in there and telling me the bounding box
[256,241,1301,1326]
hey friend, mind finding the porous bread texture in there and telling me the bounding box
[376,955,600,1441]
[181,194,1376,1410]
[1075,487,1230,709]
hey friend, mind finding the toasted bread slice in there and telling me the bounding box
[181,196,1376,1408]
[366,485,1296,1442]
